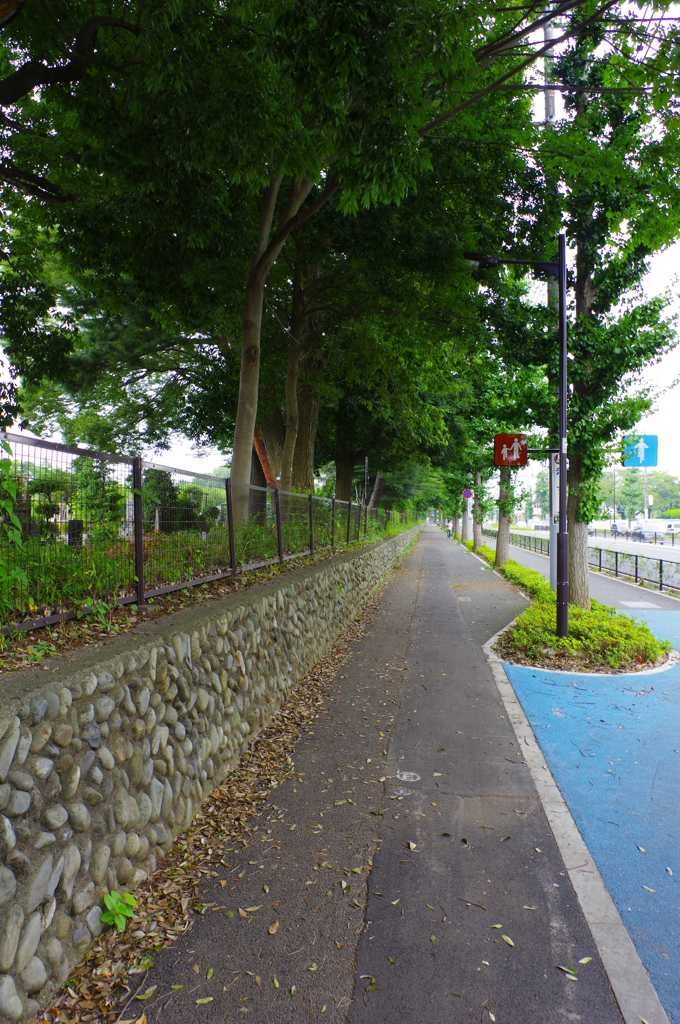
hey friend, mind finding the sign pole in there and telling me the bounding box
[549,453,558,590]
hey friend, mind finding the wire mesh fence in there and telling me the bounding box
[0,432,411,633]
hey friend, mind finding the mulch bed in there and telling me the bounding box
[493,631,671,674]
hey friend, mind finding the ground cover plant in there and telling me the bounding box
[474,550,671,672]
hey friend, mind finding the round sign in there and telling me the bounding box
[462,489,473,499]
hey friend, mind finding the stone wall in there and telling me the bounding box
[0,526,420,1023]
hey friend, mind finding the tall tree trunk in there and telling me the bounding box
[279,266,303,494]
[335,455,355,501]
[292,381,320,492]
[229,172,284,518]
[567,446,590,608]
[255,410,284,485]
[472,470,483,550]
[230,176,339,501]
[495,467,511,567]
[453,514,460,538]
[248,444,267,524]
[368,470,384,509]
[230,175,339,516]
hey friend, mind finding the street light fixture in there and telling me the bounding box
[464,234,569,637]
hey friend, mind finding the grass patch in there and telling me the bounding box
[475,554,671,673]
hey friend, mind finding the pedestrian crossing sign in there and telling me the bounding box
[622,434,657,467]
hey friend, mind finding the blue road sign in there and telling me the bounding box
[623,434,658,467]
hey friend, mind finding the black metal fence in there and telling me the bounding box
[482,527,680,595]
[0,432,410,634]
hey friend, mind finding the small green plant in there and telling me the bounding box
[100,890,137,932]
[26,640,57,662]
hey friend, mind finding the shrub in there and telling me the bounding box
[500,597,669,670]
[470,546,670,671]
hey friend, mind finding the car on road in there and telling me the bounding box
[630,519,669,543]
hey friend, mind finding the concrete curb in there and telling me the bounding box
[482,627,671,1024]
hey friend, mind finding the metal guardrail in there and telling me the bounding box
[513,525,677,545]
[0,432,410,634]
[481,527,680,595]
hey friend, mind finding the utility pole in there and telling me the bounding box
[544,8,559,590]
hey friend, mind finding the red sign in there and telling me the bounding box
[494,433,527,467]
[462,488,473,499]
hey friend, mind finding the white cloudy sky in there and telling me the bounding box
[632,243,680,476]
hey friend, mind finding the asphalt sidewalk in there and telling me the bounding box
[132,525,641,1023]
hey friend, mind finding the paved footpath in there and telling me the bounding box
[489,537,680,1024]
[133,526,659,1023]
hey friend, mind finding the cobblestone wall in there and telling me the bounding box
[0,527,419,1022]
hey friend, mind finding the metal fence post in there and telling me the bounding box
[660,560,663,592]
[309,493,314,555]
[346,499,352,545]
[275,488,284,563]
[364,503,368,537]
[615,551,618,578]
[225,478,238,574]
[331,496,336,548]
[132,456,145,607]
[635,554,638,583]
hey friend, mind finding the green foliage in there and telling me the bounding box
[488,559,670,671]
[496,560,554,603]
[501,599,670,671]
[597,467,680,520]
[474,543,496,565]
[100,890,137,933]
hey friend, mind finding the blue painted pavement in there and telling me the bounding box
[502,610,680,1023]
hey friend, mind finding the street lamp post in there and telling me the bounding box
[464,234,569,637]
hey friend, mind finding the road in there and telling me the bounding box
[489,532,680,610]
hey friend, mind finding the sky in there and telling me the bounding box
[631,242,680,477]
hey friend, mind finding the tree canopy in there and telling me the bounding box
[1,0,680,555]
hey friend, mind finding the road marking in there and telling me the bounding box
[483,628,671,1024]
[619,601,661,609]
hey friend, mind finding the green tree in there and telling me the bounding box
[526,12,680,607]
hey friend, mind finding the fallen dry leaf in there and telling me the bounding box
[268,921,279,935]
[135,986,157,1001]
[501,935,514,947]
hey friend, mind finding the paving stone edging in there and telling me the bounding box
[0,525,421,1023]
